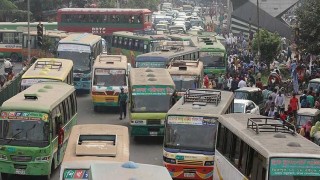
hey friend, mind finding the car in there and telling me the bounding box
[234,87,265,114]
[234,99,260,115]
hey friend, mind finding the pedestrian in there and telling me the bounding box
[264,96,273,116]
[57,122,64,161]
[231,77,238,92]
[238,77,247,88]
[300,125,306,137]
[255,78,263,90]
[300,95,310,108]
[305,120,312,140]
[275,91,285,113]
[118,87,128,120]
[227,76,232,90]
[289,93,299,118]
[268,102,276,117]
[217,74,223,89]
[203,73,209,88]
[307,90,315,108]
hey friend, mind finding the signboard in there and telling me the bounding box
[270,158,320,176]
[0,111,48,122]
[200,52,224,57]
[132,85,174,95]
[63,169,89,180]
[136,62,166,68]
[95,69,125,75]
[167,116,216,126]
[171,75,197,81]
[21,79,58,86]
[57,44,91,53]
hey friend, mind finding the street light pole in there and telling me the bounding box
[257,0,261,60]
[27,0,31,61]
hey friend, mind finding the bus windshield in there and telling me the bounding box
[0,119,49,147]
[172,75,198,92]
[269,157,320,180]
[132,95,171,112]
[164,122,215,152]
[58,51,91,71]
[200,52,224,67]
[94,69,126,87]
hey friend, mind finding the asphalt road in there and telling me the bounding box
[3,92,164,180]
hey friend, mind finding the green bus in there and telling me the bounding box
[111,31,169,66]
[191,35,227,77]
[0,82,77,179]
[0,22,58,31]
[129,68,175,136]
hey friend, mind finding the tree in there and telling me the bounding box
[98,0,117,8]
[125,0,160,11]
[0,0,17,10]
[295,0,320,55]
[252,29,281,71]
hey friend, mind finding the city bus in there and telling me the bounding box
[57,8,152,45]
[191,35,227,77]
[167,34,192,45]
[0,82,77,179]
[129,68,175,136]
[91,54,129,111]
[111,31,170,65]
[21,58,73,91]
[135,44,199,68]
[21,30,70,61]
[57,33,103,93]
[61,161,172,180]
[0,29,23,61]
[0,22,58,31]
[167,59,203,98]
[163,89,234,180]
[214,113,320,180]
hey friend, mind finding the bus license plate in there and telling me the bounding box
[15,169,26,175]
[184,173,195,178]
[149,132,157,136]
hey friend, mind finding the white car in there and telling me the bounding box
[234,99,260,115]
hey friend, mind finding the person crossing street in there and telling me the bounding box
[118,87,128,120]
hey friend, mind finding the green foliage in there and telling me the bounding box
[98,0,117,8]
[124,0,160,11]
[295,0,320,55]
[0,10,29,21]
[0,0,17,10]
[42,36,54,54]
[252,29,281,70]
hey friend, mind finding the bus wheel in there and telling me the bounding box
[10,53,19,62]
[1,173,8,180]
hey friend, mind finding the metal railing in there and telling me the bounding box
[247,117,296,135]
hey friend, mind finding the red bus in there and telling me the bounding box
[57,8,152,45]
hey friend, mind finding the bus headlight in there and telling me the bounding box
[163,156,176,164]
[204,161,214,166]
[0,154,7,160]
[35,156,51,162]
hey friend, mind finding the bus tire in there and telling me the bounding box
[10,53,19,62]
[1,173,8,180]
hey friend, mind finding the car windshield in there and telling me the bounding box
[200,52,225,67]
[234,91,249,99]
[164,116,216,152]
[132,95,172,112]
[234,103,245,113]
[269,157,320,180]
[297,115,314,127]
[172,75,199,92]
[0,119,49,147]
[93,69,126,87]
[58,51,91,71]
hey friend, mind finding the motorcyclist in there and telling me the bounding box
[4,58,13,74]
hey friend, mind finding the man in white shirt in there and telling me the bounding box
[238,78,247,88]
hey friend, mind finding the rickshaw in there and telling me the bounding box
[296,108,320,132]
[268,69,282,89]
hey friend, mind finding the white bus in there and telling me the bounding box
[57,33,103,93]
[214,113,320,180]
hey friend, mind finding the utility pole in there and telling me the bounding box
[27,0,31,61]
[257,0,261,60]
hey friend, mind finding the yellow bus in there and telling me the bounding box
[167,59,203,98]
[0,82,77,179]
[21,58,73,91]
[60,124,129,179]
[91,54,129,111]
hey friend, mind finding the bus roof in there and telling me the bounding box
[93,54,128,70]
[0,29,22,32]
[59,33,102,46]
[130,68,175,86]
[167,34,192,41]
[112,31,169,41]
[218,113,320,158]
[191,35,226,52]
[63,124,129,163]
[0,22,58,31]
[1,82,75,113]
[310,78,320,83]
[235,87,261,92]
[136,46,199,62]
[167,60,203,76]
[58,8,151,14]
[297,108,320,116]
[167,89,234,117]
[22,58,73,80]
[22,30,69,38]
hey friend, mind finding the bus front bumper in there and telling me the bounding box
[92,96,119,107]
[0,160,51,176]
[130,125,164,136]
[164,162,213,180]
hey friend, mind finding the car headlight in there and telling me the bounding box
[163,156,176,164]
[0,154,7,160]
[204,161,214,166]
[35,156,50,162]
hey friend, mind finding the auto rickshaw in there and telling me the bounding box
[296,108,320,131]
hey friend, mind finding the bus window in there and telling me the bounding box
[139,40,144,52]
[123,38,128,49]
[134,39,139,51]
[128,39,133,50]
